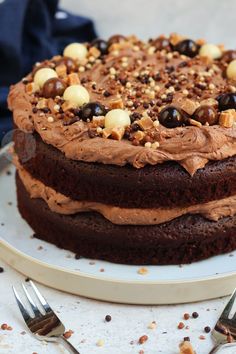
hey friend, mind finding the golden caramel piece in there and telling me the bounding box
[178,98,200,115]
[109,98,124,109]
[67,73,80,86]
[138,116,154,130]
[189,118,202,128]
[61,100,77,112]
[92,116,105,127]
[179,341,195,354]
[36,98,48,109]
[111,126,125,140]
[55,63,67,78]
[219,109,236,128]
[133,130,145,141]
[25,82,39,95]
[169,32,186,46]
[102,127,112,139]
[88,46,101,59]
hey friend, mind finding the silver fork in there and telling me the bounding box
[209,288,236,353]
[13,280,80,354]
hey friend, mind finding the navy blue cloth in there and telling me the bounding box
[0,0,97,142]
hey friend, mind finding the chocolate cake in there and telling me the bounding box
[8,33,236,264]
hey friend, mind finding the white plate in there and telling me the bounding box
[0,158,236,304]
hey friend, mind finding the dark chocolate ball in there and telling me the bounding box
[217,93,236,111]
[91,39,108,55]
[159,106,187,128]
[108,34,126,46]
[193,105,218,125]
[80,102,107,121]
[222,50,236,63]
[56,57,76,73]
[42,78,67,98]
[174,39,199,58]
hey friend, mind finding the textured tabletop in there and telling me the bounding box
[0,261,236,354]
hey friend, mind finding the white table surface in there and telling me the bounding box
[0,261,236,354]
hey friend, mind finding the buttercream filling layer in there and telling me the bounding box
[16,162,236,226]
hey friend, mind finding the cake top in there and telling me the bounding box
[8,33,236,175]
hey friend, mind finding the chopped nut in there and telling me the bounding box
[138,116,154,130]
[26,82,39,95]
[219,109,236,127]
[111,126,125,140]
[55,64,67,78]
[179,340,195,354]
[139,335,148,344]
[137,267,148,275]
[67,73,80,85]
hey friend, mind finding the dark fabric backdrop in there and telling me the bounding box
[0,0,97,143]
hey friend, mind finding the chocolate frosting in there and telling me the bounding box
[8,82,236,175]
[17,161,236,225]
[8,37,236,174]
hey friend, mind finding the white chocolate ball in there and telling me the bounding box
[63,85,90,107]
[226,59,236,79]
[105,109,131,129]
[34,68,58,88]
[63,43,88,60]
[199,44,222,59]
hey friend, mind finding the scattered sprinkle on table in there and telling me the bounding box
[178,322,185,329]
[204,326,211,333]
[96,339,104,347]
[183,313,190,320]
[105,315,112,322]
[147,321,157,329]
[63,329,74,339]
[192,311,199,318]
[138,335,148,344]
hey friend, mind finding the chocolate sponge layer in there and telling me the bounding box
[14,131,236,208]
[16,173,236,265]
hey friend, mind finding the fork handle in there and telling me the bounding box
[209,342,236,354]
[57,335,80,354]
